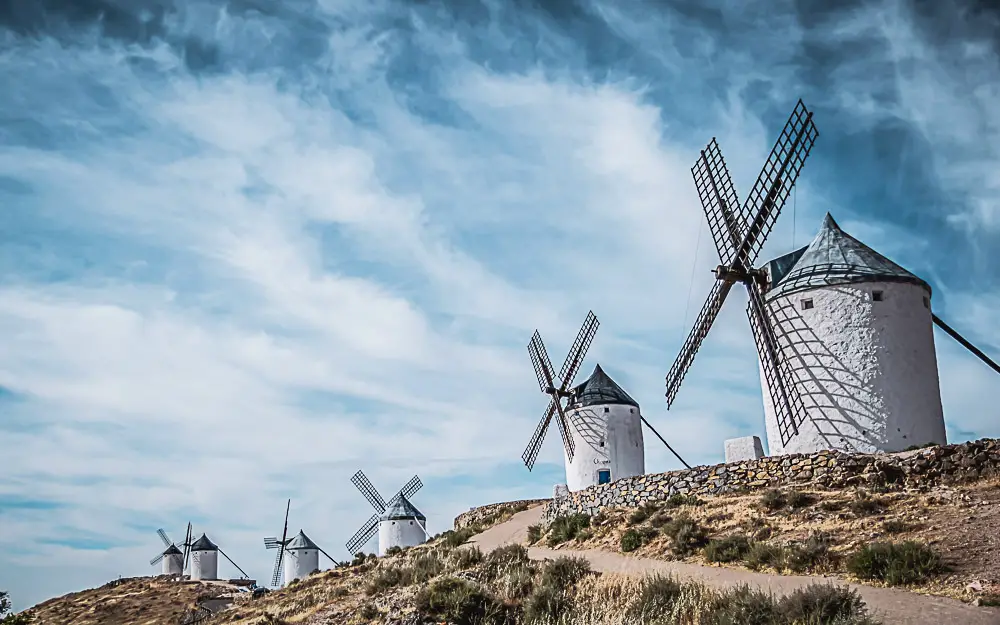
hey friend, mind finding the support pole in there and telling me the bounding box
[640,416,692,469]
[933,314,1000,376]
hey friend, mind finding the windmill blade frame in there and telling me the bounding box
[390,475,423,504]
[270,499,291,587]
[746,281,807,445]
[557,311,599,385]
[693,138,743,265]
[150,553,164,566]
[521,399,556,471]
[665,280,735,407]
[351,470,388,512]
[157,529,172,548]
[346,514,379,556]
[182,523,193,573]
[528,331,557,393]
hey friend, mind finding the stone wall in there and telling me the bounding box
[454,498,550,530]
[544,438,999,520]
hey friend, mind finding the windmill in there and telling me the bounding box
[346,471,428,557]
[149,524,192,577]
[523,311,691,490]
[664,99,818,452]
[665,99,998,457]
[264,499,340,588]
[188,532,252,582]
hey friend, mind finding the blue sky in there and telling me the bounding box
[1,0,999,610]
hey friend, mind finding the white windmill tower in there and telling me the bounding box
[149,525,192,577]
[523,311,690,492]
[346,472,429,557]
[264,499,341,588]
[664,99,1000,459]
[189,533,251,582]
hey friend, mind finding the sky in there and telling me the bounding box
[1,0,998,610]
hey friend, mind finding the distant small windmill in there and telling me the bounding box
[149,524,192,577]
[523,311,690,490]
[346,471,427,557]
[188,532,251,582]
[264,499,340,588]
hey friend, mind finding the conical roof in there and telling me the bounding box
[286,530,319,550]
[569,364,639,409]
[379,494,426,521]
[162,544,183,556]
[190,533,218,551]
[764,213,930,300]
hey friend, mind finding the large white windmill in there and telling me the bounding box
[523,311,690,492]
[665,99,1000,458]
[188,532,251,582]
[346,471,429,557]
[264,499,340,588]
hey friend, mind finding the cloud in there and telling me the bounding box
[1,0,998,610]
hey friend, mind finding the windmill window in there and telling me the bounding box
[801,298,814,310]
[604,407,610,413]
[629,408,634,414]
[599,440,605,447]
[872,290,883,302]
[923,296,929,309]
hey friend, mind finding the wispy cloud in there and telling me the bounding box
[1,0,998,610]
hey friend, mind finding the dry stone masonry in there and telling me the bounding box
[543,438,999,520]
[453,498,550,529]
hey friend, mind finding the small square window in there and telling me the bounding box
[603,407,610,413]
[599,440,604,447]
[923,296,929,309]
[629,408,634,414]
[801,298,814,310]
[873,290,883,302]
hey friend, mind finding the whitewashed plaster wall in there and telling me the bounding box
[377,518,425,556]
[563,403,644,491]
[190,549,218,581]
[285,548,318,586]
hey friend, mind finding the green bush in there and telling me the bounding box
[704,534,751,563]
[847,541,943,585]
[785,532,836,573]
[745,543,786,572]
[819,500,844,512]
[628,508,650,525]
[786,490,816,509]
[452,546,484,569]
[881,520,910,534]
[624,574,682,620]
[414,577,507,624]
[649,511,673,528]
[523,584,573,623]
[484,544,531,577]
[540,556,590,590]
[661,514,708,556]
[526,524,542,545]
[849,493,888,517]
[707,584,780,623]
[408,552,446,583]
[441,527,478,548]
[547,513,590,546]
[620,529,643,553]
[777,583,870,623]
[664,493,703,508]
[760,489,786,511]
[357,603,379,620]
[383,545,403,556]
[366,566,404,595]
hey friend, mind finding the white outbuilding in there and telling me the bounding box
[562,364,645,492]
[759,213,947,456]
[377,495,426,556]
[283,530,320,586]
[189,533,219,581]
[159,544,184,576]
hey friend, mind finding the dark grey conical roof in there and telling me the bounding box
[764,213,930,299]
[569,364,639,409]
[162,544,183,556]
[190,534,218,551]
[379,494,425,521]
[286,530,318,550]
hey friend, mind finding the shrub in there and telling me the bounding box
[847,541,943,585]
[591,511,608,526]
[442,527,477,548]
[357,603,379,620]
[540,556,590,590]
[760,489,786,511]
[408,552,446,583]
[881,520,910,534]
[523,584,573,623]
[620,529,643,553]
[649,511,673,528]
[662,514,708,556]
[704,534,751,563]
[383,546,403,556]
[366,566,404,595]
[785,532,836,573]
[495,563,535,602]
[547,513,590,546]
[484,544,531,578]
[850,493,888,516]
[664,493,703,508]
[527,524,542,545]
[452,546,484,569]
[575,528,593,542]
[777,583,870,623]
[414,577,506,624]
[786,490,816,509]
[707,584,780,623]
[624,574,682,620]
[745,543,786,572]
[628,509,650,525]
[820,501,844,513]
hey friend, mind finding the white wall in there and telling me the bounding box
[190,549,218,581]
[761,280,946,456]
[284,549,318,586]
[377,518,426,556]
[563,403,644,492]
[161,552,183,577]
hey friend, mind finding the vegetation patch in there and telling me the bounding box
[546,513,591,546]
[661,514,709,556]
[847,541,943,586]
[414,576,507,625]
[704,533,752,563]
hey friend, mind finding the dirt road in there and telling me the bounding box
[467,506,1000,625]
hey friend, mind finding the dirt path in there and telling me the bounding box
[468,506,1000,625]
